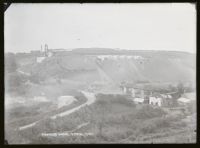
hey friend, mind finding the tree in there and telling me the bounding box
[177,82,184,96]
[29,73,41,84]
[5,72,29,96]
[168,84,177,92]
[94,99,109,138]
[7,73,22,87]
[5,53,18,73]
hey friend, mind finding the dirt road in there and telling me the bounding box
[51,91,96,119]
[18,91,96,130]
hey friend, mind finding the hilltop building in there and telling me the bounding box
[36,44,53,63]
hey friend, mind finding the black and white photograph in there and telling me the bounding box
[4,3,196,144]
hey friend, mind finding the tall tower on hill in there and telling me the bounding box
[45,44,48,56]
[41,45,43,52]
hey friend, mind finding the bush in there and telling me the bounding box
[5,53,18,73]
[5,72,29,96]
[96,94,135,107]
[135,105,166,119]
[165,111,184,122]
[29,74,42,84]
[31,136,52,144]
[185,102,196,115]
[139,117,170,134]
[101,126,131,142]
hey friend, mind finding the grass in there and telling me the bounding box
[5,90,87,144]
[5,93,196,144]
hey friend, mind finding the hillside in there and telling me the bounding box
[4,48,196,144]
[15,48,195,86]
[5,48,196,97]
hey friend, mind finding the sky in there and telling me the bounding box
[4,3,196,53]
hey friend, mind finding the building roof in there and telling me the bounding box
[182,92,196,101]
[160,94,172,99]
[177,97,191,103]
[134,98,144,103]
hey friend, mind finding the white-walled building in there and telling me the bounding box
[177,97,191,104]
[149,96,162,106]
[134,97,144,104]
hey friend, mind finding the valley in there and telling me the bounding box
[4,48,196,144]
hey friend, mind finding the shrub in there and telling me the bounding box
[5,53,18,73]
[185,102,196,115]
[5,72,29,96]
[139,117,170,134]
[96,94,135,107]
[135,105,166,119]
[102,126,131,142]
[31,136,52,144]
[165,111,184,122]
[29,74,42,84]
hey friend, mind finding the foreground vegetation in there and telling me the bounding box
[5,93,196,144]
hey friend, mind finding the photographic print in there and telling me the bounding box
[4,3,196,144]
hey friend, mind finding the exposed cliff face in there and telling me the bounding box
[94,53,195,84]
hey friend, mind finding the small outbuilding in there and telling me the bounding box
[177,97,191,105]
[133,97,144,104]
[57,96,77,108]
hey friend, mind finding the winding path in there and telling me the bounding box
[51,91,96,119]
[16,69,31,76]
[18,91,96,131]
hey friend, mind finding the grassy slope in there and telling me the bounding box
[5,88,88,144]
[16,50,195,86]
[4,50,196,144]
[16,94,196,144]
